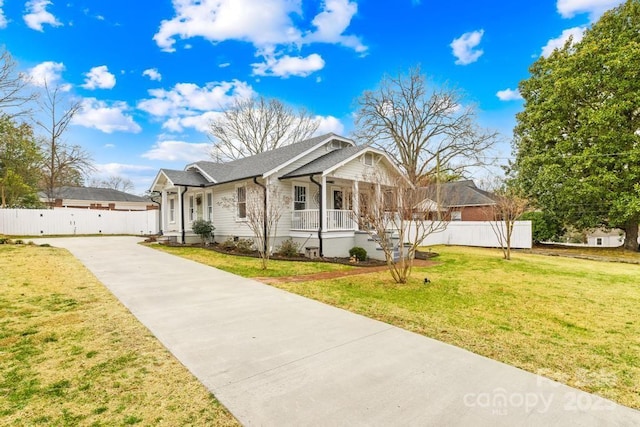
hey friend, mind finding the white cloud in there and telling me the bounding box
[557,0,624,20]
[23,0,62,32]
[142,140,211,162]
[162,111,222,133]
[0,1,8,29]
[450,29,484,65]
[219,62,231,68]
[142,68,162,81]
[104,143,115,149]
[82,65,116,90]
[26,61,66,87]
[137,80,255,132]
[153,0,302,52]
[314,115,344,135]
[541,26,585,57]
[95,163,155,175]
[305,0,366,53]
[72,98,142,133]
[496,88,523,101]
[252,52,325,78]
[153,0,365,79]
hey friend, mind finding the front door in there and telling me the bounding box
[333,190,343,210]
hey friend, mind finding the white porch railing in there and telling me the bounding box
[291,209,355,231]
[326,209,356,231]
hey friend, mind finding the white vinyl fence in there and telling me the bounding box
[407,221,532,249]
[0,208,159,236]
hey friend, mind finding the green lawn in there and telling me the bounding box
[158,244,640,409]
[0,244,239,426]
[152,244,356,277]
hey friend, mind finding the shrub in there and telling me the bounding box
[276,238,301,257]
[349,246,367,261]
[14,239,24,245]
[220,238,237,250]
[0,237,9,244]
[191,219,215,245]
[235,238,254,254]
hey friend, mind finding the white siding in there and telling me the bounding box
[330,155,395,185]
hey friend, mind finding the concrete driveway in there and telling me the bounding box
[37,236,640,426]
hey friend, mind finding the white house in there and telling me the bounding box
[150,133,404,258]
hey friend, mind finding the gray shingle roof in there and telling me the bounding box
[194,133,349,184]
[424,180,496,207]
[43,186,148,202]
[161,169,210,187]
[282,145,368,178]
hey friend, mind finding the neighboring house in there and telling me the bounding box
[40,186,156,211]
[418,180,497,221]
[586,228,625,247]
[150,133,404,258]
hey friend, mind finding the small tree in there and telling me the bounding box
[219,182,291,269]
[358,171,448,284]
[36,83,94,202]
[191,219,215,246]
[486,184,528,260]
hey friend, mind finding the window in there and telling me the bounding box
[294,185,307,210]
[189,195,195,221]
[383,190,396,211]
[451,211,462,221]
[237,186,246,219]
[207,192,213,221]
[363,153,374,166]
[596,237,603,246]
[169,198,175,222]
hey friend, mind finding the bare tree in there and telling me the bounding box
[358,171,448,284]
[209,96,320,161]
[486,183,528,260]
[219,181,291,269]
[0,48,37,117]
[354,66,498,185]
[88,175,135,193]
[36,83,94,201]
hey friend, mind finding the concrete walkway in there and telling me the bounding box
[38,236,639,426]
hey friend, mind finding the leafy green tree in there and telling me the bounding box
[0,115,42,207]
[512,0,640,251]
[519,211,565,244]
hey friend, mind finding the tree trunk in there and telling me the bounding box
[623,218,639,251]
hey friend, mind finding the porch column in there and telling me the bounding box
[161,189,168,233]
[352,180,359,230]
[320,176,327,233]
[177,186,184,240]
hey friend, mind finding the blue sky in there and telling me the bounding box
[0,0,625,193]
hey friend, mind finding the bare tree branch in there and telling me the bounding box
[209,96,320,161]
[354,66,499,185]
[0,48,37,117]
[88,175,135,193]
